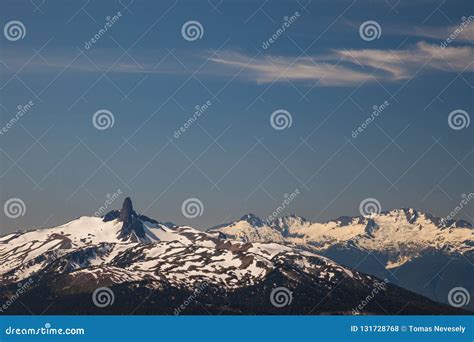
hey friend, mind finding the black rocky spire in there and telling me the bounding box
[120,197,135,225]
[117,197,146,240]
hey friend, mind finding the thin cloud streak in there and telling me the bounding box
[208,52,373,86]
[412,19,474,43]
[334,42,474,79]
[209,42,474,85]
[1,42,472,87]
[371,17,474,44]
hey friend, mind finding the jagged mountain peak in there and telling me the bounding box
[377,208,472,229]
[101,197,146,242]
[330,215,365,226]
[274,214,309,225]
[228,207,472,230]
[208,208,473,245]
[119,197,136,223]
[101,197,164,243]
[209,207,474,254]
[239,213,265,227]
[235,213,310,228]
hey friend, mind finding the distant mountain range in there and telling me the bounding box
[0,198,471,315]
[208,209,474,310]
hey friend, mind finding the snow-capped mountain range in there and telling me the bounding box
[208,209,474,309]
[0,198,470,314]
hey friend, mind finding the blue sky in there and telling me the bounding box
[1,0,473,233]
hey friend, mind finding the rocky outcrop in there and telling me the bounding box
[116,197,146,241]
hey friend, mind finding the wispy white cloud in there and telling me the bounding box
[209,42,474,86]
[1,40,472,87]
[0,48,189,76]
[412,17,474,43]
[334,41,474,78]
[208,52,373,86]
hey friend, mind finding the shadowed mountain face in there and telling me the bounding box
[103,198,158,242]
[117,197,146,241]
[119,197,135,224]
[208,210,474,310]
[0,198,469,315]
